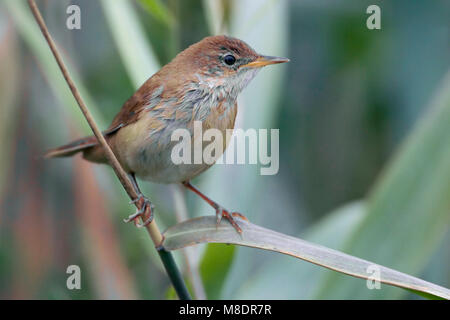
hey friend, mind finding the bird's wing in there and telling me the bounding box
[107,74,164,133]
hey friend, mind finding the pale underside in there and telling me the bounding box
[111,68,259,184]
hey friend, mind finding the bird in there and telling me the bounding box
[46,35,289,233]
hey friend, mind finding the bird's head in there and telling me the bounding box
[166,35,289,98]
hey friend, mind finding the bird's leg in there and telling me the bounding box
[124,173,154,227]
[182,181,247,234]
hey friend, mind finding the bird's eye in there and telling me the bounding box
[224,54,236,66]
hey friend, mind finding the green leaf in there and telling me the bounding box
[138,0,175,27]
[100,0,160,89]
[315,70,450,299]
[200,244,235,299]
[163,216,450,300]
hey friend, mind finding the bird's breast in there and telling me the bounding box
[203,99,238,132]
[114,95,238,183]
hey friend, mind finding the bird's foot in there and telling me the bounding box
[124,194,154,228]
[215,205,248,234]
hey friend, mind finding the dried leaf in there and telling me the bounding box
[163,216,450,300]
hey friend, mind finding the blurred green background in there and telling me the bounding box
[0,0,449,299]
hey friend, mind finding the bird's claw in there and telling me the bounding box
[124,195,154,228]
[129,194,143,204]
[215,205,225,225]
[215,206,246,234]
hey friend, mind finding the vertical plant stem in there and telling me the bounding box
[27,0,191,300]
[157,247,192,300]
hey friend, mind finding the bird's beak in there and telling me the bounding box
[241,55,290,69]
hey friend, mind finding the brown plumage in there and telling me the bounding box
[46,35,288,232]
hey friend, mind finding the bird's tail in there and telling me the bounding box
[45,135,98,158]
[46,125,122,161]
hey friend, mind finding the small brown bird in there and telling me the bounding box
[46,35,288,233]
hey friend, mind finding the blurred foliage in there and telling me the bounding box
[200,244,235,299]
[137,0,174,27]
[0,0,449,299]
[315,70,450,299]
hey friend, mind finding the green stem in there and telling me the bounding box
[157,246,192,300]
